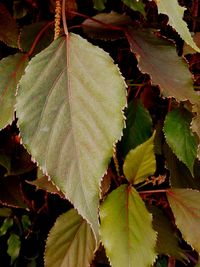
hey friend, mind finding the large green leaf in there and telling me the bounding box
[148,206,187,262]
[0,3,18,48]
[155,0,200,53]
[45,209,96,267]
[100,184,157,267]
[125,27,198,103]
[123,134,156,184]
[16,33,126,241]
[164,108,198,175]
[120,99,152,156]
[122,0,145,16]
[167,188,200,253]
[0,53,28,129]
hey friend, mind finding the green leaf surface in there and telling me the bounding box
[45,209,96,267]
[155,0,200,53]
[148,206,187,262]
[100,184,157,267]
[20,22,54,55]
[191,102,200,160]
[0,3,18,47]
[92,0,107,11]
[125,27,198,102]
[120,99,152,156]
[163,143,200,189]
[164,108,198,175]
[0,53,28,130]
[123,134,156,184]
[0,217,13,237]
[82,12,132,41]
[16,33,126,241]
[122,0,146,16]
[167,188,200,253]
[7,233,21,264]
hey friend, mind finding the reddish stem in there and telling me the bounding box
[139,189,169,194]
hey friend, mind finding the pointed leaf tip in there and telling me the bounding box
[123,133,156,184]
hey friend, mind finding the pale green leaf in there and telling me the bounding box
[0,217,13,237]
[7,233,21,264]
[123,133,156,184]
[0,53,28,129]
[122,0,145,16]
[120,99,152,156]
[16,33,126,241]
[164,108,198,175]
[125,27,198,103]
[100,184,157,267]
[0,3,18,48]
[167,188,200,253]
[155,0,200,53]
[183,32,200,55]
[45,209,96,267]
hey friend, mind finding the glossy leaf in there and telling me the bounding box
[45,209,96,267]
[16,33,126,241]
[82,12,131,41]
[7,233,21,264]
[100,184,157,267]
[167,188,200,253]
[0,53,28,129]
[148,206,187,262]
[155,0,200,53]
[123,134,156,184]
[125,27,198,102]
[0,3,18,47]
[121,99,152,156]
[122,0,145,16]
[164,108,198,175]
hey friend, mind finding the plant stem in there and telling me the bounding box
[139,189,168,194]
[62,0,68,36]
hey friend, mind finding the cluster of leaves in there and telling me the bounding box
[0,0,200,266]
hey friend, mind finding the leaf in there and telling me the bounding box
[120,99,152,156]
[167,188,200,253]
[0,217,13,237]
[7,233,21,264]
[125,27,198,103]
[122,0,146,16]
[16,33,126,241]
[27,176,65,198]
[0,3,19,47]
[155,0,200,53]
[92,0,107,11]
[100,184,157,267]
[163,143,200,189]
[0,208,12,217]
[123,133,156,184]
[45,209,96,267]
[148,206,187,262]
[82,12,132,41]
[191,102,200,160]
[0,176,28,209]
[0,53,28,130]
[20,22,54,55]
[164,108,198,175]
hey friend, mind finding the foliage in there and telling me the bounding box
[0,0,200,266]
